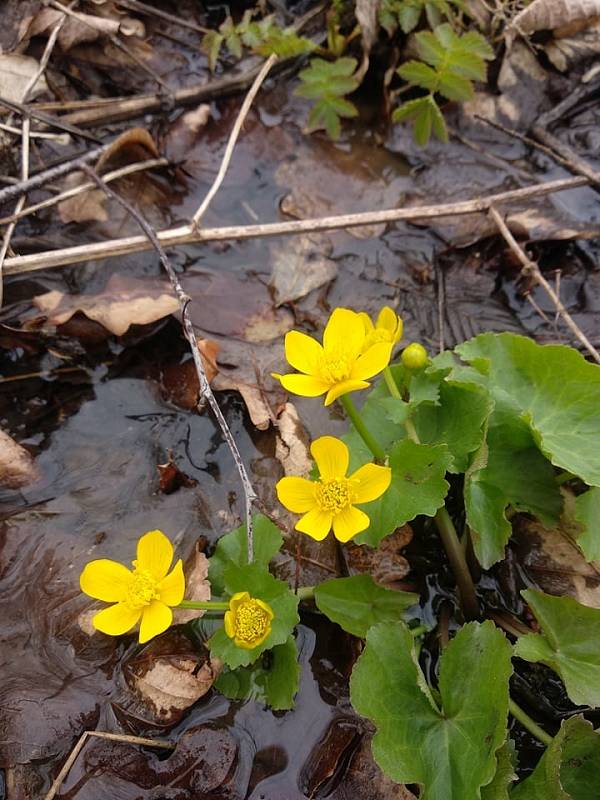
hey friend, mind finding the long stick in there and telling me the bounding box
[3,175,591,275]
[489,205,600,364]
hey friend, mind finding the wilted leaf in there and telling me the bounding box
[173,544,211,625]
[270,234,337,306]
[355,0,380,55]
[157,455,198,494]
[346,525,413,588]
[0,429,38,489]
[32,275,180,336]
[0,54,48,103]
[58,174,109,223]
[545,17,600,70]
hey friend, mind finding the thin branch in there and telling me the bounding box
[82,164,259,561]
[192,54,277,227]
[115,0,210,34]
[0,95,101,143]
[0,157,167,227]
[489,205,600,363]
[3,175,591,275]
[45,730,174,800]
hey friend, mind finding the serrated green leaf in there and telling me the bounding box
[307,99,340,138]
[350,620,512,799]
[398,4,423,32]
[514,589,600,707]
[255,29,316,57]
[378,396,410,425]
[314,575,418,637]
[414,378,493,473]
[438,70,474,101]
[220,17,242,59]
[512,716,600,800]
[465,417,562,568]
[398,60,440,91]
[201,30,224,72]
[415,29,447,67]
[455,333,600,487]
[414,100,433,146]
[392,96,432,123]
[480,740,516,800]
[215,635,300,710]
[356,440,452,546]
[208,514,283,596]
[208,563,299,669]
[430,97,448,141]
[574,487,600,561]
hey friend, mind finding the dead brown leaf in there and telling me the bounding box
[32,274,179,336]
[270,234,337,306]
[275,403,312,477]
[172,543,211,625]
[545,17,600,69]
[25,5,145,51]
[163,104,212,165]
[510,0,600,38]
[157,453,198,494]
[345,525,414,588]
[0,429,38,489]
[513,511,600,608]
[123,632,220,726]
[58,173,108,223]
[0,54,48,103]
[355,0,380,57]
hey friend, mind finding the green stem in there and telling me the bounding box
[296,586,315,601]
[177,600,229,610]
[339,393,385,461]
[383,366,402,399]
[434,506,480,620]
[555,470,576,485]
[409,624,428,638]
[509,698,553,746]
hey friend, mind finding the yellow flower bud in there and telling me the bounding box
[401,343,428,370]
[224,592,274,650]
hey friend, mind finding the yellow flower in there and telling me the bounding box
[224,591,274,649]
[80,529,185,644]
[273,307,393,406]
[401,342,428,369]
[276,435,391,542]
[359,307,403,352]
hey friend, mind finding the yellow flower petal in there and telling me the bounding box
[136,529,173,580]
[377,306,400,336]
[255,598,274,621]
[230,591,251,609]
[278,373,330,397]
[324,379,370,406]
[276,476,317,513]
[224,609,235,638]
[323,308,364,358]
[158,559,185,606]
[359,311,375,334]
[351,342,393,381]
[310,435,349,480]
[350,463,392,504]
[284,330,324,374]
[139,600,173,643]
[92,602,141,636]
[296,508,334,540]
[80,559,133,602]
[332,506,370,542]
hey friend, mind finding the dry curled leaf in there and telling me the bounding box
[0,429,38,489]
[159,339,220,409]
[0,54,48,103]
[509,0,600,38]
[172,543,211,625]
[32,275,179,337]
[270,235,337,306]
[355,0,380,56]
[275,403,312,477]
[156,453,198,494]
[545,17,600,70]
[26,6,145,51]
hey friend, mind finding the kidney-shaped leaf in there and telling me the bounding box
[456,333,600,487]
[350,620,512,799]
[314,575,418,638]
[514,589,600,707]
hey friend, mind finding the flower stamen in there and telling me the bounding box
[126,569,160,609]
[315,478,353,512]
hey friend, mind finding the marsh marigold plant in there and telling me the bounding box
[224,591,274,649]
[272,307,393,406]
[80,529,185,643]
[276,435,391,541]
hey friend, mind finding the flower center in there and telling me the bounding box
[318,350,353,383]
[233,600,271,644]
[126,569,160,609]
[315,478,353,512]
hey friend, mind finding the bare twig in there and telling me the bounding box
[115,0,210,34]
[3,175,591,275]
[82,163,259,560]
[0,95,101,143]
[0,157,167,227]
[45,730,174,800]
[489,205,600,363]
[531,124,600,189]
[192,54,277,227]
